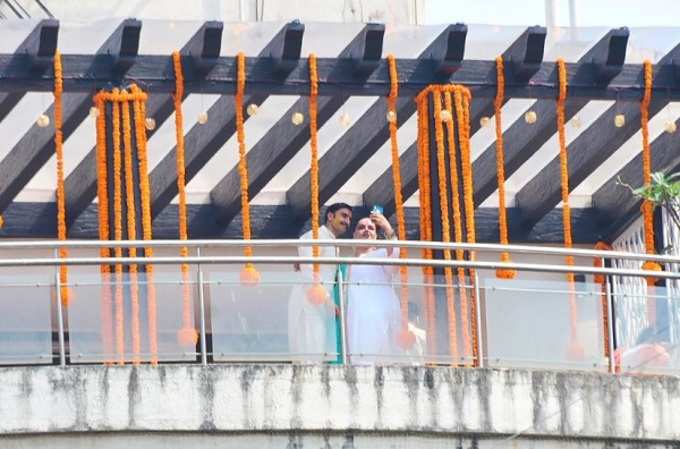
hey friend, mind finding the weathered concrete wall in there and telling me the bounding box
[0,365,679,443]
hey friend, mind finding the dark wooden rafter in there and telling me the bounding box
[593,115,680,241]
[0,18,141,217]
[148,21,304,221]
[209,23,385,226]
[517,41,680,231]
[471,27,629,210]
[0,19,58,123]
[0,201,601,244]
[363,26,547,218]
[286,24,468,220]
[65,21,224,226]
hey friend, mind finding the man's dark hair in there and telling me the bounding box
[325,202,352,223]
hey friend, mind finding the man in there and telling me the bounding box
[288,203,352,362]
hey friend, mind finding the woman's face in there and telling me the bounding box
[353,217,377,240]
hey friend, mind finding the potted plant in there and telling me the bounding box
[620,172,680,230]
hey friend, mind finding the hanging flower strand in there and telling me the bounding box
[172,51,198,348]
[493,56,516,279]
[305,53,329,306]
[235,52,260,285]
[386,54,416,349]
[53,50,71,305]
[111,92,126,365]
[639,60,662,285]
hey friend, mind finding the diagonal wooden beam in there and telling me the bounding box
[286,24,468,220]
[472,27,629,209]
[0,19,141,217]
[593,116,680,241]
[148,21,304,219]
[516,43,680,231]
[209,23,385,225]
[362,26,547,219]
[64,21,224,226]
[0,18,58,123]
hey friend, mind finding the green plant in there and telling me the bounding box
[619,172,680,229]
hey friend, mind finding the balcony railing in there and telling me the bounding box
[1,239,679,374]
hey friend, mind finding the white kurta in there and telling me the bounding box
[346,247,401,363]
[287,225,338,360]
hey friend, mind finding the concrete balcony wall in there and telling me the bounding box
[0,365,679,447]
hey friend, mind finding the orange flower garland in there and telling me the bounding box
[593,240,612,360]
[130,84,158,364]
[432,87,460,361]
[493,56,516,279]
[386,55,415,349]
[121,96,141,365]
[53,50,71,305]
[94,94,114,364]
[305,53,328,305]
[171,51,198,348]
[234,52,260,285]
[416,98,437,355]
[555,58,583,360]
[639,60,663,285]
[111,94,126,365]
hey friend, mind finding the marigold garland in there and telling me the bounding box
[111,94,126,365]
[94,94,114,364]
[385,55,415,349]
[53,50,71,305]
[432,88,460,362]
[305,53,329,305]
[416,98,437,355]
[172,51,198,348]
[129,84,158,364]
[493,56,516,279]
[639,60,663,286]
[593,241,612,360]
[555,58,583,360]
[121,96,141,365]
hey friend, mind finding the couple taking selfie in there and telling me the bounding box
[288,203,402,363]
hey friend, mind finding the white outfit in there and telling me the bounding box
[287,225,338,360]
[346,247,401,363]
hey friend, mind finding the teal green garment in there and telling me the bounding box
[329,264,348,364]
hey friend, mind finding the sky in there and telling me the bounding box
[424,0,680,27]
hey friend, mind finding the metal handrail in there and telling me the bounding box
[1,238,680,264]
[1,254,680,280]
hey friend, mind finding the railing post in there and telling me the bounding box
[53,249,66,367]
[473,269,484,368]
[196,247,208,366]
[606,280,616,374]
[337,268,349,365]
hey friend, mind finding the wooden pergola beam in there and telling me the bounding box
[0,201,602,243]
[362,26,547,219]
[209,24,385,226]
[516,42,680,231]
[286,24,467,220]
[471,28,629,209]
[0,19,140,216]
[593,116,680,241]
[0,19,58,123]
[148,21,304,219]
[64,21,224,226]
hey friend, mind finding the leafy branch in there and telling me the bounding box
[618,172,680,229]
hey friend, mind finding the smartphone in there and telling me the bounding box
[371,205,384,215]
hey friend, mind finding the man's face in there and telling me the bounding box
[327,208,352,237]
[353,217,377,240]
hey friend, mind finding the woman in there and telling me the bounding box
[345,212,402,363]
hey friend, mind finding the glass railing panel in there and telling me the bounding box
[67,270,199,364]
[208,270,339,363]
[612,283,680,375]
[0,273,54,365]
[482,278,608,371]
[343,267,478,366]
